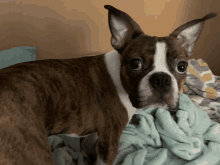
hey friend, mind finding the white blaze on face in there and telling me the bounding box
[154,42,179,106]
[154,42,171,73]
[139,42,179,108]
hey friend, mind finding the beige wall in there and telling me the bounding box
[0,0,219,74]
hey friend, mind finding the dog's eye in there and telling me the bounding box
[176,60,188,74]
[129,58,142,71]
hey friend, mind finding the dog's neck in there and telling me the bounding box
[104,50,136,123]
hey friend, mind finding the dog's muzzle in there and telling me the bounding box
[149,72,171,95]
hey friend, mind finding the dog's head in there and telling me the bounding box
[104,5,216,111]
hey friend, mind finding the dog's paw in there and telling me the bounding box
[95,155,106,165]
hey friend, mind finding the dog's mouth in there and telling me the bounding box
[129,92,179,111]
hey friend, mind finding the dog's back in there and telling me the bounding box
[0,56,128,165]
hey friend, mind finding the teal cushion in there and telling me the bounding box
[0,46,36,69]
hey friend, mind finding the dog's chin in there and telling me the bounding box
[132,100,167,109]
[130,98,179,111]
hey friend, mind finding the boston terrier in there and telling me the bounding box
[0,5,216,165]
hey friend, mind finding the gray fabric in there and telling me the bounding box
[48,134,99,165]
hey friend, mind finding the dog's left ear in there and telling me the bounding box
[170,13,217,57]
[104,5,144,54]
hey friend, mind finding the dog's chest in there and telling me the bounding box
[104,50,136,123]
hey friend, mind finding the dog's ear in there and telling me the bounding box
[104,5,144,54]
[170,13,217,57]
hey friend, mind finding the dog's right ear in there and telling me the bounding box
[104,5,144,54]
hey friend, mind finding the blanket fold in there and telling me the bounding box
[48,133,98,165]
[114,93,220,165]
[183,58,220,123]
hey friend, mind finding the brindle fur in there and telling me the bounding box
[0,56,128,165]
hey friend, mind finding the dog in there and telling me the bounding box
[0,5,216,165]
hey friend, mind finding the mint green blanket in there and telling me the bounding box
[114,93,220,165]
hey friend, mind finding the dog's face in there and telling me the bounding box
[120,35,188,110]
[104,5,216,110]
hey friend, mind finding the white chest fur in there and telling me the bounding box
[104,50,136,124]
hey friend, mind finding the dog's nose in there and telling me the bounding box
[149,72,171,92]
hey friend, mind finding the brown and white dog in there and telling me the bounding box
[0,5,216,165]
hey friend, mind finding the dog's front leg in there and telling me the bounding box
[95,131,121,165]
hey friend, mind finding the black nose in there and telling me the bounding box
[149,72,171,92]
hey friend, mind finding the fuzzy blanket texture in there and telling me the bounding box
[114,93,220,165]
